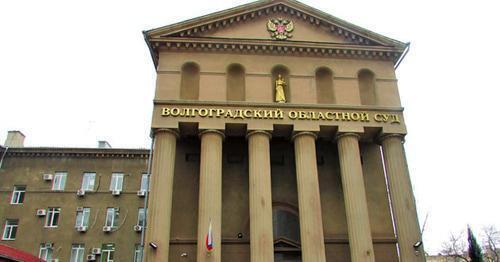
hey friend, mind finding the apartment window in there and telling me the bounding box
[70,244,85,262]
[45,207,61,228]
[110,173,124,191]
[105,208,119,228]
[134,244,143,262]
[81,172,96,191]
[52,172,67,190]
[75,208,90,227]
[2,219,18,240]
[140,173,149,192]
[137,208,146,227]
[39,244,53,261]
[10,186,26,204]
[101,243,115,262]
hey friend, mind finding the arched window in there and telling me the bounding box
[180,62,200,100]
[273,205,301,261]
[271,65,290,103]
[315,67,335,104]
[226,64,246,101]
[358,69,376,105]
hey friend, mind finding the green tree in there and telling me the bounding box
[468,225,484,262]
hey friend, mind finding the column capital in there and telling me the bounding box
[153,128,180,138]
[291,131,317,142]
[246,130,272,140]
[198,129,225,140]
[335,132,361,141]
[377,133,405,144]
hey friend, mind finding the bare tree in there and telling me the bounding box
[441,231,470,261]
[482,226,500,262]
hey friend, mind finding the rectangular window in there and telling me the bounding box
[39,244,53,261]
[133,244,143,262]
[10,185,26,204]
[105,208,119,228]
[109,173,124,191]
[2,219,18,240]
[70,244,85,262]
[101,243,115,262]
[45,207,61,228]
[52,172,67,190]
[82,172,96,191]
[75,208,90,227]
[140,173,149,192]
[137,208,146,227]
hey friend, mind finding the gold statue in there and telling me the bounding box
[275,74,286,103]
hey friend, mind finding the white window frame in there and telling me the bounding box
[70,244,85,262]
[75,208,90,227]
[2,219,18,240]
[10,185,26,204]
[81,172,96,191]
[105,208,119,228]
[101,244,115,262]
[39,244,53,261]
[140,173,149,192]
[45,207,61,228]
[137,208,146,227]
[133,244,143,262]
[109,173,124,191]
[52,172,67,191]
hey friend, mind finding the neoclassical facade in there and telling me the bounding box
[143,0,424,261]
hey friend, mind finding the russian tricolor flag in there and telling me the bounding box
[205,220,214,253]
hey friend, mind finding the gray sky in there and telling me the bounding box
[1,0,499,254]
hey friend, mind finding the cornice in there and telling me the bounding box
[153,99,405,112]
[4,147,150,159]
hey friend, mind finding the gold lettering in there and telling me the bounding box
[341,112,351,121]
[216,109,225,118]
[198,108,208,117]
[350,112,360,121]
[243,109,252,118]
[289,111,298,119]
[224,110,234,118]
[162,108,170,116]
[264,110,273,119]
[360,112,369,122]
[253,110,262,119]
[390,114,401,124]
[170,108,180,116]
[274,109,284,119]
[233,109,245,119]
[317,112,326,120]
[325,112,334,120]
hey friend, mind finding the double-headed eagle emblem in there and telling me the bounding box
[267,18,294,40]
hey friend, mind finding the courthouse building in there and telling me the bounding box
[0,0,424,261]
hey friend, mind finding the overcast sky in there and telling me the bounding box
[1,0,499,254]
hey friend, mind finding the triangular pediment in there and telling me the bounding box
[144,0,407,67]
[146,0,404,47]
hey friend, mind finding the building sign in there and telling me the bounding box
[161,107,401,124]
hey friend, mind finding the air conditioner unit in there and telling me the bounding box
[91,248,101,255]
[86,254,96,261]
[43,174,53,181]
[77,189,85,197]
[76,226,87,232]
[134,225,143,232]
[102,226,112,232]
[36,209,47,216]
[44,243,53,248]
[111,190,121,196]
[137,190,146,197]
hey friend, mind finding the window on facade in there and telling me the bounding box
[81,172,96,191]
[180,62,200,100]
[10,185,26,204]
[358,69,376,105]
[2,219,18,240]
[110,173,124,191]
[70,244,85,262]
[140,173,149,192]
[273,207,301,261]
[75,208,90,227]
[137,208,146,227]
[52,172,67,191]
[105,208,119,228]
[134,244,143,262]
[39,244,53,261]
[315,67,335,104]
[226,64,246,101]
[101,243,115,262]
[45,207,61,228]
